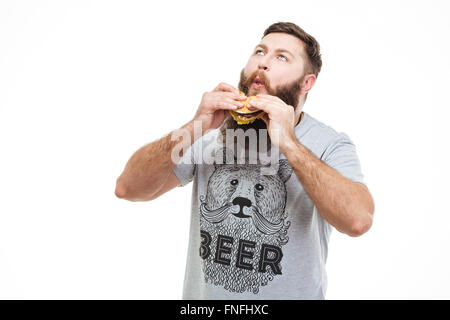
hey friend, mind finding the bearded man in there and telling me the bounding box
[115,22,375,300]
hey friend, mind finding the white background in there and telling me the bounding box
[0,0,449,299]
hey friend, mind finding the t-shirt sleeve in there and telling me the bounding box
[172,142,197,187]
[322,132,367,186]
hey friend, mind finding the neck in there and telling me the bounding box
[294,106,304,127]
[294,95,306,126]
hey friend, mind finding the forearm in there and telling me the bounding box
[282,140,374,237]
[115,120,198,201]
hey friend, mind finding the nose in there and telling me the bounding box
[258,62,269,71]
[258,56,270,71]
[232,197,252,218]
[233,196,252,208]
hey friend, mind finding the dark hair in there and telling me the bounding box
[263,22,322,78]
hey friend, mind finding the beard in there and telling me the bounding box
[218,69,305,152]
[238,68,303,108]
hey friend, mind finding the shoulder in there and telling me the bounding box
[296,112,353,159]
[298,112,342,140]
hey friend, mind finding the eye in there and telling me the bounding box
[278,55,287,61]
[230,179,239,186]
[255,183,264,191]
[255,49,264,55]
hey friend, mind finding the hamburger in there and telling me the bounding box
[229,92,266,125]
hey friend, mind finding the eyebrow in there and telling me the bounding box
[255,43,295,59]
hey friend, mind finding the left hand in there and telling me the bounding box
[248,94,297,151]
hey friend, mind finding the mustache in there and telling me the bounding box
[199,196,285,235]
[239,69,275,96]
[199,197,234,224]
[238,68,304,109]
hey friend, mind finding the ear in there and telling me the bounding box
[278,159,293,183]
[214,147,235,169]
[301,74,316,96]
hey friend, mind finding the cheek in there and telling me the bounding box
[270,80,280,89]
[242,67,250,78]
[245,62,297,89]
[245,59,258,72]
[271,69,291,86]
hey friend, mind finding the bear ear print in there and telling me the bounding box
[213,147,236,169]
[278,159,293,182]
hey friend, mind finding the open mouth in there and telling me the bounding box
[252,77,265,89]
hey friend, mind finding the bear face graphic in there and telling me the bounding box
[199,149,293,294]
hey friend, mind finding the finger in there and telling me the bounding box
[219,91,247,101]
[255,94,284,104]
[222,97,244,108]
[255,94,272,98]
[256,94,280,100]
[252,95,286,108]
[211,101,241,111]
[213,82,239,94]
[256,94,287,107]
[247,96,267,111]
[246,96,261,110]
[248,97,280,114]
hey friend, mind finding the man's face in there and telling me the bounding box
[239,32,308,106]
[220,32,309,148]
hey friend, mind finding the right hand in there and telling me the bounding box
[193,82,246,134]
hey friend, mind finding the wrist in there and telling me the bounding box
[280,135,299,156]
[191,115,212,136]
[182,119,204,141]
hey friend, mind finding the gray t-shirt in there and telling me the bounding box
[173,112,366,300]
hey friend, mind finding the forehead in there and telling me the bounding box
[258,32,306,59]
